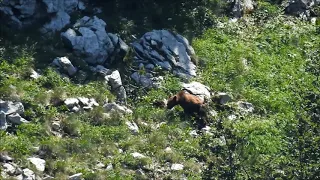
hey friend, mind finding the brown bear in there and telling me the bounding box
[167,90,208,128]
[167,90,204,113]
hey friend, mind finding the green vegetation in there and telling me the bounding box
[1,1,320,179]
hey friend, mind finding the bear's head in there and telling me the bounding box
[167,95,178,109]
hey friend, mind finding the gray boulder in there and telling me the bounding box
[61,16,128,65]
[103,102,133,116]
[22,168,35,180]
[0,0,36,28]
[41,11,70,35]
[92,66,127,103]
[0,100,24,115]
[69,173,83,180]
[7,113,29,125]
[52,57,77,76]
[27,157,46,172]
[125,121,139,134]
[42,0,79,13]
[132,30,197,79]
[285,0,320,18]
[182,81,211,102]
[0,111,7,130]
[232,0,255,18]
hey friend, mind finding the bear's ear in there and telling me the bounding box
[172,95,177,101]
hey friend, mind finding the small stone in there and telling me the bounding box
[69,173,83,180]
[0,152,13,162]
[22,168,35,180]
[237,101,254,113]
[7,113,29,125]
[30,69,41,79]
[171,163,184,171]
[228,114,237,121]
[2,163,16,175]
[217,92,232,105]
[189,130,198,137]
[64,98,79,108]
[27,157,46,172]
[106,163,113,171]
[131,152,146,159]
[164,147,172,153]
[96,162,105,169]
[126,121,139,134]
[51,121,60,131]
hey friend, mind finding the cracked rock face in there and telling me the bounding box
[41,11,71,35]
[61,16,128,65]
[42,0,79,13]
[132,30,197,79]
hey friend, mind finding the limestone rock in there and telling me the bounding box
[171,163,184,171]
[103,102,132,116]
[27,157,46,172]
[6,113,29,125]
[52,57,77,76]
[61,16,128,65]
[41,11,70,35]
[69,173,83,180]
[125,121,139,134]
[22,168,35,180]
[132,30,196,79]
[182,81,211,102]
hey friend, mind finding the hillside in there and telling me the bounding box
[0,0,320,179]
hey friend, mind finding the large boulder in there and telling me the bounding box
[285,0,320,18]
[52,57,77,76]
[131,30,197,79]
[91,65,127,103]
[40,11,70,35]
[231,0,255,18]
[42,0,79,13]
[61,16,128,65]
[181,82,211,102]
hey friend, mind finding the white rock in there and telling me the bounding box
[2,163,16,175]
[64,98,79,108]
[131,152,146,159]
[228,114,237,121]
[51,121,61,131]
[69,173,83,180]
[237,101,254,114]
[95,162,105,169]
[0,152,13,162]
[22,168,35,180]
[182,81,211,101]
[106,163,113,171]
[125,121,139,134]
[27,157,46,172]
[53,57,77,76]
[164,147,172,153]
[0,100,24,115]
[7,113,29,125]
[30,69,41,79]
[103,102,132,115]
[105,70,122,89]
[171,163,184,171]
[78,97,90,106]
[189,130,198,137]
[217,92,232,105]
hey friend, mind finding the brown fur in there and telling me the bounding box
[167,90,208,128]
[167,90,205,114]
